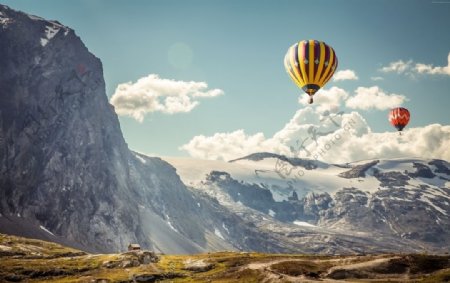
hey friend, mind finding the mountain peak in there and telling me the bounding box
[0,4,73,48]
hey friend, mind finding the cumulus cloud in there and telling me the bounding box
[345,86,407,110]
[320,123,450,163]
[333,69,358,81]
[181,105,450,163]
[180,106,365,161]
[110,74,224,122]
[380,60,413,74]
[414,52,450,75]
[298,86,349,113]
[179,130,277,161]
[371,76,384,81]
[380,52,450,77]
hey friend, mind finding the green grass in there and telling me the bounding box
[420,268,450,283]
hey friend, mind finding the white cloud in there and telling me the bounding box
[333,69,358,81]
[380,52,450,77]
[380,60,413,74]
[179,106,357,161]
[181,105,450,163]
[370,76,384,81]
[414,53,450,75]
[319,123,450,163]
[179,130,276,161]
[110,74,224,122]
[298,86,349,113]
[345,86,407,110]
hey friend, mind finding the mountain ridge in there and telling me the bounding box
[163,154,450,254]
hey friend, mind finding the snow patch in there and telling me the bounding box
[293,221,316,227]
[222,223,230,234]
[135,154,147,164]
[419,195,447,215]
[426,187,450,199]
[40,38,48,47]
[197,202,201,207]
[39,225,55,236]
[420,176,447,188]
[165,215,179,232]
[0,13,11,25]
[40,25,60,47]
[27,14,45,21]
[375,159,417,173]
[214,228,224,239]
[61,186,71,192]
[268,209,276,217]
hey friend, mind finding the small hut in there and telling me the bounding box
[128,243,141,251]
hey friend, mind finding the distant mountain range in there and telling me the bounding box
[163,153,450,254]
[0,4,448,255]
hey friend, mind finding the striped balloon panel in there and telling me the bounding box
[284,40,338,95]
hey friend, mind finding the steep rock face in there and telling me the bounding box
[0,5,147,252]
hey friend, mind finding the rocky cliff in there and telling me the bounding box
[0,5,146,252]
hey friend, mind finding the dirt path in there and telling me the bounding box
[326,256,400,273]
[243,255,401,282]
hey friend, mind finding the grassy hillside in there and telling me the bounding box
[1,233,449,282]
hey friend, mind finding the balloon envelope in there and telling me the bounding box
[389,107,410,131]
[284,40,338,104]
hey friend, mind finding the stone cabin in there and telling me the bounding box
[128,244,141,251]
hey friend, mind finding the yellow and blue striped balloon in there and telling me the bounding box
[284,40,338,104]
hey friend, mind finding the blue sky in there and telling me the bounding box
[3,0,450,160]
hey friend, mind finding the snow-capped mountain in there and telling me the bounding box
[163,153,450,253]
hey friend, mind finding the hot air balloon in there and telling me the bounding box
[284,40,338,104]
[389,107,410,133]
